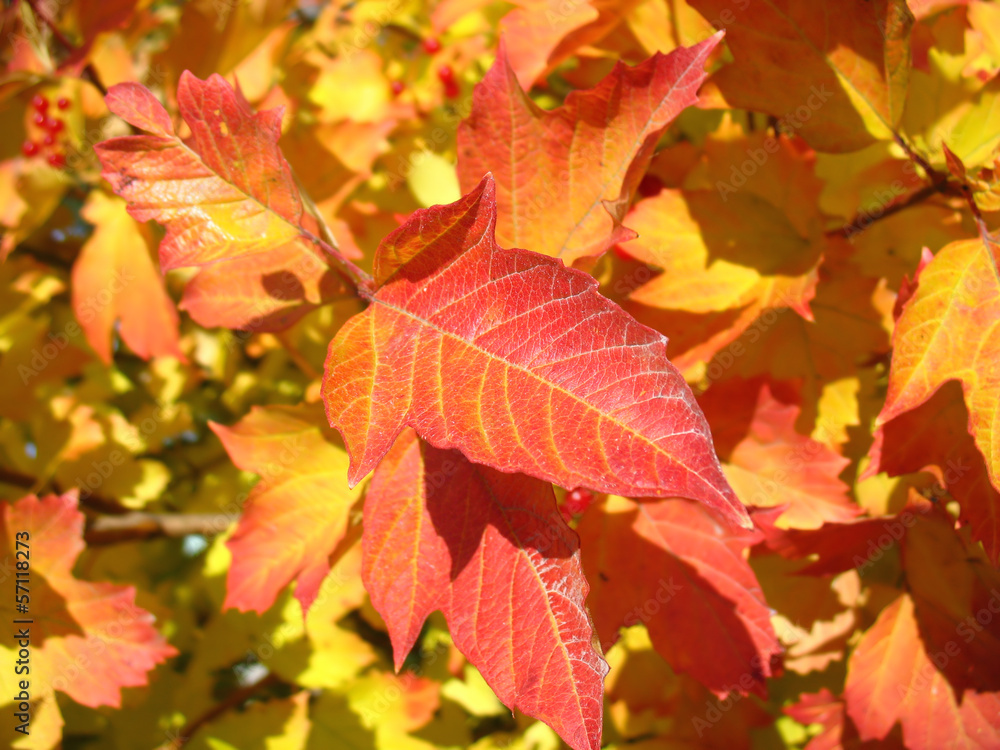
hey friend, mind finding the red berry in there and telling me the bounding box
[444,79,460,99]
[21,140,39,157]
[437,64,454,83]
[31,94,49,112]
[32,112,46,126]
[56,97,70,110]
[42,133,56,146]
[47,153,66,168]
[563,488,595,516]
[390,80,405,96]
[422,37,442,54]
[43,117,64,133]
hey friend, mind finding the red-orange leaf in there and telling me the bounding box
[877,237,1000,505]
[210,406,361,613]
[456,34,721,265]
[578,495,780,697]
[362,429,608,750]
[0,493,175,709]
[867,380,1000,564]
[321,175,748,528]
[845,593,1000,748]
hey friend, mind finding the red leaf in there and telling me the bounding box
[0,493,175,709]
[867,380,1000,564]
[578,495,780,697]
[362,429,608,750]
[321,175,748,528]
[457,34,721,264]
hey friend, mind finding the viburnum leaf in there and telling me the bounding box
[688,0,914,152]
[578,495,781,696]
[621,187,819,319]
[844,592,1000,748]
[210,406,362,614]
[0,493,176,709]
[362,428,608,750]
[901,511,1000,693]
[456,34,721,265]
[321,174,749,528]
[499,0,645,88]
[867,380,1000,564]
[699,379,861,529]
[877,237,1000,503]
[93,72,351,328]
[72,191,182,363]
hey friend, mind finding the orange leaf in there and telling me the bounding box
[0,493,175,709]
[877,238,1000,507]
[457,34,721,265]
[701,379,861,529]
[844,592,1000,748]
[363,429,608,750]
[210,406,360,613]
[72,191,182,363]
[688,0,914,152]
[321,175,749,528]
[578,495,780,697]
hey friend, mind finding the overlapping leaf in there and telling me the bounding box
[456,34,721,265]
[868,380,1000,564]
[321,175,749,528]
[0,493,175,713]
[877,238,1000,504]
[362,429,608,750]
[578,495,780,696]
[699,379,860,529]
[94,72,348,328]
[210,406,361,613]
[845,593,1000,749]
[72,191,182,362]
[688,0,914,152]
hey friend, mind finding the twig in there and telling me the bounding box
[274,330,321,380]
[157,673,282,749]
[84,511,236,545]
[23,0,108,96]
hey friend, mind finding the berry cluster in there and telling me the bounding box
[22,94,70,168]
[389,37,460,99]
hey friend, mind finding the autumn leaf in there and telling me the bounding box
[362,429,608,750]
[456,34,721,265]
[877,237,1000,507]
[844,593,1000,749]
[499,0,645,88]
[0,493,175,714]
[688,0,914,152]
[210,405,362,613]
[867,380,1000,564]
[321,174,749,528]
[72,191,182,363]
[699,379,861,529]
[578,495,780,697]
[93,72,352,328]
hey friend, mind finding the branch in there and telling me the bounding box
[156,673,282,749]
[23,0,107,96]
[84,511,236,545]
